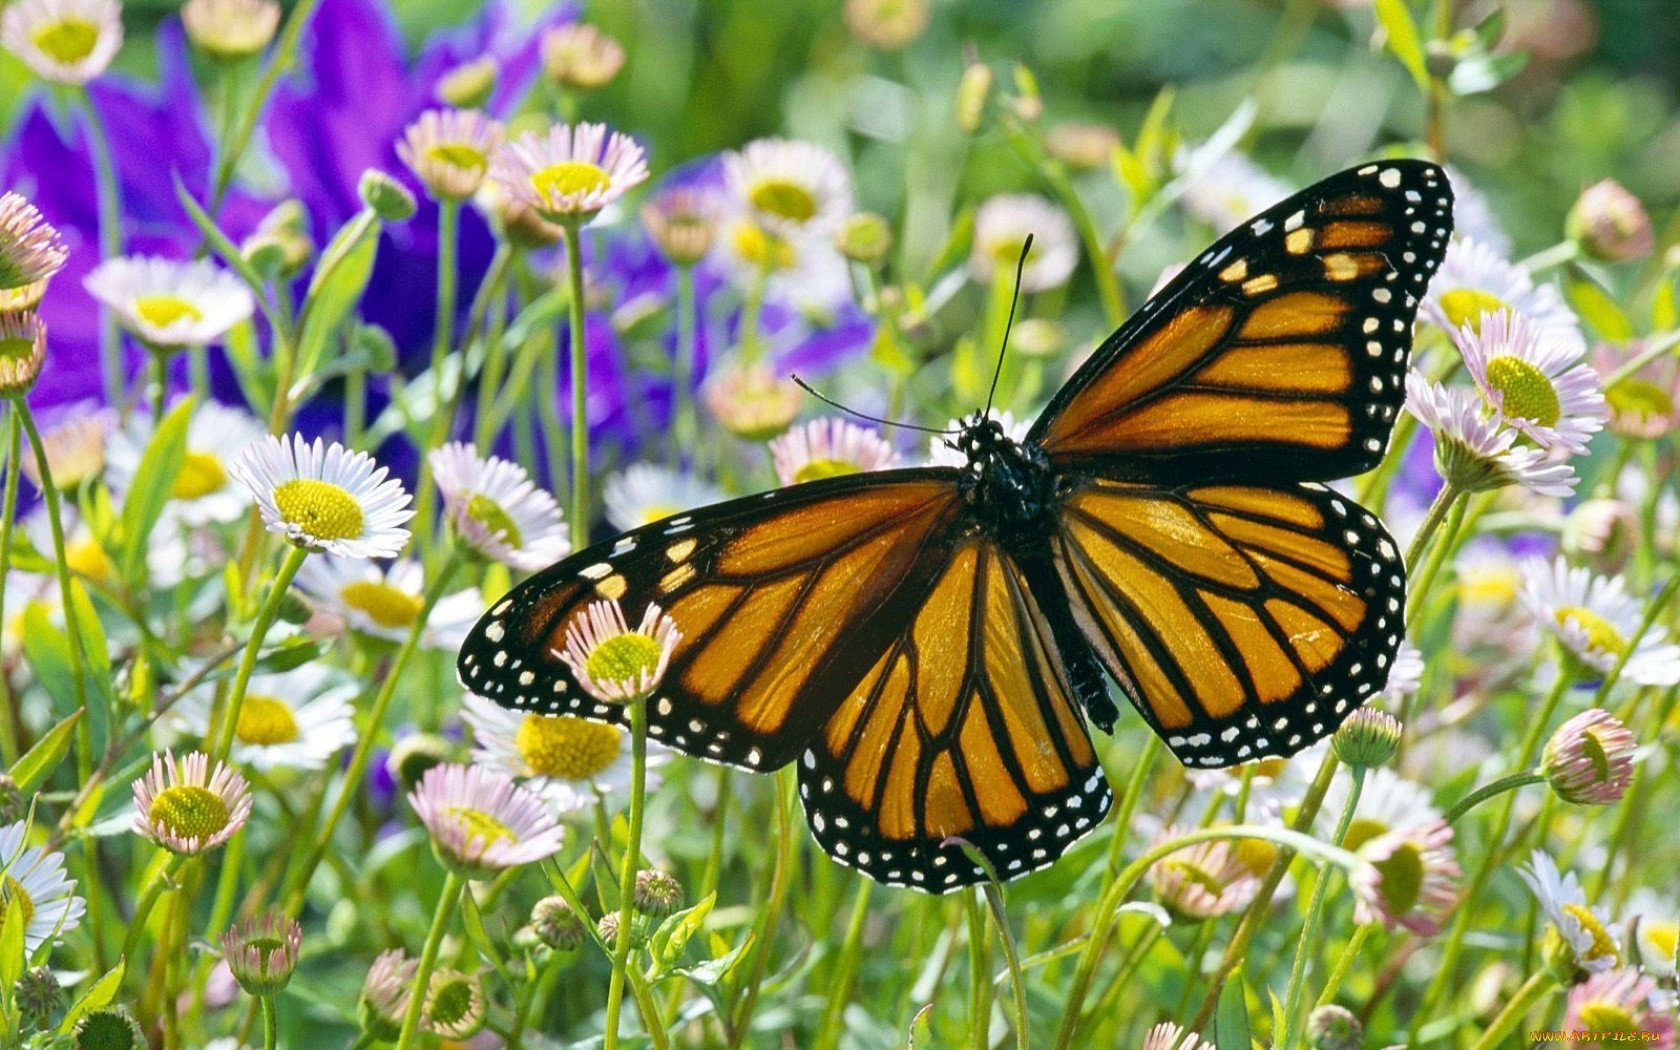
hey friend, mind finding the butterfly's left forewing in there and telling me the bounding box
[798,537,1113,892]
[458,472,966,771]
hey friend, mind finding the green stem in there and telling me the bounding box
[260,995,278,1050]
[672,264,700,465]
[728,769,797,1049]
[737,256,772,366]
[1313,923,1372,1009]
[150,350,170,430]
[1442,770,1545,826]
[12,396,91,773]
[211,544,309,762]
[412,199,462,551]
[1518,239,1581,274]
[965,893,991,1050]
[603,696,649,1050]
[812,877,875,1050]
[563,218,591,550]
[208,0,327,212]
[1403,481,1461,571]
[1467,971,1556,1050]
[472,249,519,451]
[281,552,462,914]
[0,410,22,764]
[700,766,731,900]
[982,883,1030,1050]
[76,89,125,413]
[395,869,464,1050]
[1603,328,1680,390]
[1279,768,1365,1050]
[1405,487,1468,626]
[121,852,188,964]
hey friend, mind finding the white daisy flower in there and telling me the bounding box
[0,191,67,303]
[1320,766,1443,851]
[84,256,255,349]
[602,464,725,532]
[1625,888,1679,980]
[557,599,681,705]
[490,122,649,221]
[540,22,626,91]
[294,557,480,649]
[132,751,253,856]
[427,442,567,571]
[769,417,896,486]
[106,401,265,527]
[231,435,413,559]
[1404,374,1578,497]
[925,410,1030,468]
[1381,639,1425,704]
[168,665,357,772]
[396,109,502,202]
[17,403,111,491]
[407,763,565,878]
[715,211,854,313]
[1174,147,1293,235]
[0,310,46,396]
[459,692,668,816]
[1421,238,1585,353]
[968,193,1078,293]
[724,137,853,240]
[1457,310,1607,455]
[180,0,280,60]
[1520,850,1620,976]
[1520,556,1680,686]
[0,821,85,952]
[1143,1022,1216,1050]
[0,0,122,86]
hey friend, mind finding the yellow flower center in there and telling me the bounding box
[0,336,35,366]
[1372,839,1425,916]
[748,178,817,223]
[1439,288,1507,331]
[0,874,35,930]
[236,695,300,746]
[149,784,231,841]
[515,713,624,780]
[1484,354,1562,427]
[585,634,662,689]
[66,537,114,582]
[427,143,488,172]
[444,805,515,847]
[1231,838,1277,878]
[272,478,364,542]
[32,17,99,64]
[465,493,523,549]
[793,459,860,484]
[531,161,610,201]
[990,236,1031,266]
[1578,1002,1639,1034]
[1342,817,1391,854]
[730,219,797,271]
[1556,605,1628,658]
[1642,920,1678,966]
[1606,378,1674,421]
[340,580,423,630]
[1459,566,1520,607]
[1563,902,1620,965]
[172,449,228,500]
[133,294,206,330]
[636,503,680,527]
[1161,858,1224,896]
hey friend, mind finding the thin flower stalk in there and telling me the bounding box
[210,544,309,762]
[1279,767,1366,1050]
[394,870,464,1049]
[208,0,327,211]
[563,216,590,549]
[603,695,651,1050]
[0,411,22,763]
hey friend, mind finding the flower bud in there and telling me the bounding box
[531,896,586,951]
[836,212,892,266]
[437,56,499,110]
[1333,708,1403,768]
[222,912,302,997]
[1568,179,1654,263]
[542,23,626,91]
[182,0,281,60]
[0,311,47,396]
[844,0,931,50]
[0,774,25,826]
[1306,1004,1362,1050]
[1011,318,1063,359]
[72,1008,146,1050]
[1560,497,1638,572]
[633,869,684,918]
[385,733,451,793]
[1542,709,1636,806]
[16,965,62,1032]
[1045,122,1119,172]
[955,61,993,135]
[359,170,417,223]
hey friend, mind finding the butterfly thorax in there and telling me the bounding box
[955,417,1058,531]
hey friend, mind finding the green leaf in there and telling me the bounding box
[1651,277,1678,332]
[651,892,716,971]
[57,960,125,1034]
[1374,0,1430,91]
[294,209,381,388]
[0,894,24,991]
[1212,963,1252,1050]
[119,398,193,583]
[173,176,280,331]
[67,580,110,689]
[20,605,75,711]
[1564,266,1634,342]
[9,709,81,794]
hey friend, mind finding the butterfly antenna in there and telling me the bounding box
[790,375,957,436]
[982,233,1033,420]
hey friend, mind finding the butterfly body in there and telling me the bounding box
[460,159,1454,891]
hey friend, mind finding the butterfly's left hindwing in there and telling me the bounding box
[457,472,966,771]
[1030,160,1452,484]
[1052,479,1405,768]
[798,538,1112,892]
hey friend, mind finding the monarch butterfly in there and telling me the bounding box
[459,159,1453,891]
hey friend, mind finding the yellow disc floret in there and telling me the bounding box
[515,714,624,780]
[1484,355,1562,427]
[173,450,228,500]
[340,580,424,630]
[531,161,610,201]
[585,634,662,690]
[133,294,206,330]
[32,18,99,63]
[273,478,364,542]
[236,696,301,746]
[149,784,232,842]
[748,178,817,223]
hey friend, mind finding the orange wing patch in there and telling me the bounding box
[1054,479,1405,768]
[798,539,1112,892]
